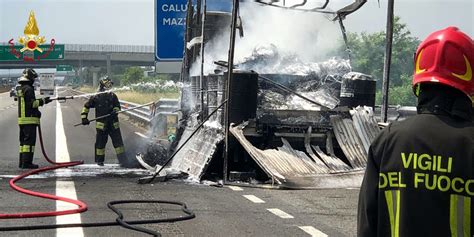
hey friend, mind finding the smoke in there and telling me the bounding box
[190,3,345,76]
[112,80,182,93]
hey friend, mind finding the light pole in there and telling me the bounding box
[381,0,395,123]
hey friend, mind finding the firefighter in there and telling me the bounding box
[81,76,126,166]
[17,68,52,169]
[357,27,473,237]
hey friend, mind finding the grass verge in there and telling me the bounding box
[78,86,179,104]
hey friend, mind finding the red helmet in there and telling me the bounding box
[413,27,474,101]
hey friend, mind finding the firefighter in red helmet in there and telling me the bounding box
[358,27,473,237]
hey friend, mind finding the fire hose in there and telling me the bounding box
[0,124,195,236]
[73,101,155,127]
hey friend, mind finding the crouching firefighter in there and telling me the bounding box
[81,76,127,166]
[17,68,52,169]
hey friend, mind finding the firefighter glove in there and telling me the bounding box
[81,118,90,125]
[44,97,52,104]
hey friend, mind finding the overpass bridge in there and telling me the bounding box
[0,43,156,87]
[0,44,155,70]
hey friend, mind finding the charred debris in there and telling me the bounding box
[143,0,382,189]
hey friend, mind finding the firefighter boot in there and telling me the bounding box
[95,156,105,166]
[18,154,24,168]
[117,153,128,168]
[20,153,39,169]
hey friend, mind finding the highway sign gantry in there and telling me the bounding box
[155,0,231,62]
[0,44,65,61]
[56,65,73,72]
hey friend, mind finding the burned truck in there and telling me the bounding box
[144,0,381,189]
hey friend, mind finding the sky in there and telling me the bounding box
[0,0,472,46]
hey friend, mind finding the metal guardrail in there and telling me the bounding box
[119,99,179,123]
[70,89,179,124]
[65,44,154,53]
[374,106,417,121]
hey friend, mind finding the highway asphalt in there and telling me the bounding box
[0,88,361,237]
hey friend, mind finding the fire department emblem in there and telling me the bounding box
[18,11,46,53]
[8,10,56,61]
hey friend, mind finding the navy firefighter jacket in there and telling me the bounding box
[358,112,474,237]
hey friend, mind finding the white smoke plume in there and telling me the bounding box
[190,2,345,76]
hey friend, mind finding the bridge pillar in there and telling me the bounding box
[90,67,101,88]
[106,54,111,76]
[78,59,83,84]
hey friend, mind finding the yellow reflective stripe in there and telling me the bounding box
[384,190,400,237]
[451,195,459,237]
[32,100,40,108]
[450,194,471,237]
[96,122,105,130]
[463,197,471,237]
[464,197,471,237]
[20,96,26,118]
[395,190,400,237]
[18,117,40,125]
[81,114,87,119]
[19,145,34,153]
[113,122,120,129]
[81,107,89,114]
[96,148,105,156]
[115,146,125,154]
[113,107,120,112]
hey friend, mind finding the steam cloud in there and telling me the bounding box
[190,3,345,76]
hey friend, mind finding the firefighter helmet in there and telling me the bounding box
[413,27,474,100]
[99,76,113,91]
[18,68,38,82]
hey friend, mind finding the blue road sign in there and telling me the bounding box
[155,0,232,62]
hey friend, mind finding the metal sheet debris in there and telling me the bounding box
[330,115,366,168]
[280,170,365,189]
[312,145,351,172]
[351,106,381,153]
[230,122,363,188]
[169,123,224,181]
[330,107,380,169]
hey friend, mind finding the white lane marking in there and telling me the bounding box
[243,195,265,203]
[267,208,294,219]
[298,226,328,237]
[135,132,148,138]
[56,99,84,237]
[228,186,243,191]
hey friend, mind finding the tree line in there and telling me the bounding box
[340,16,420,106]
